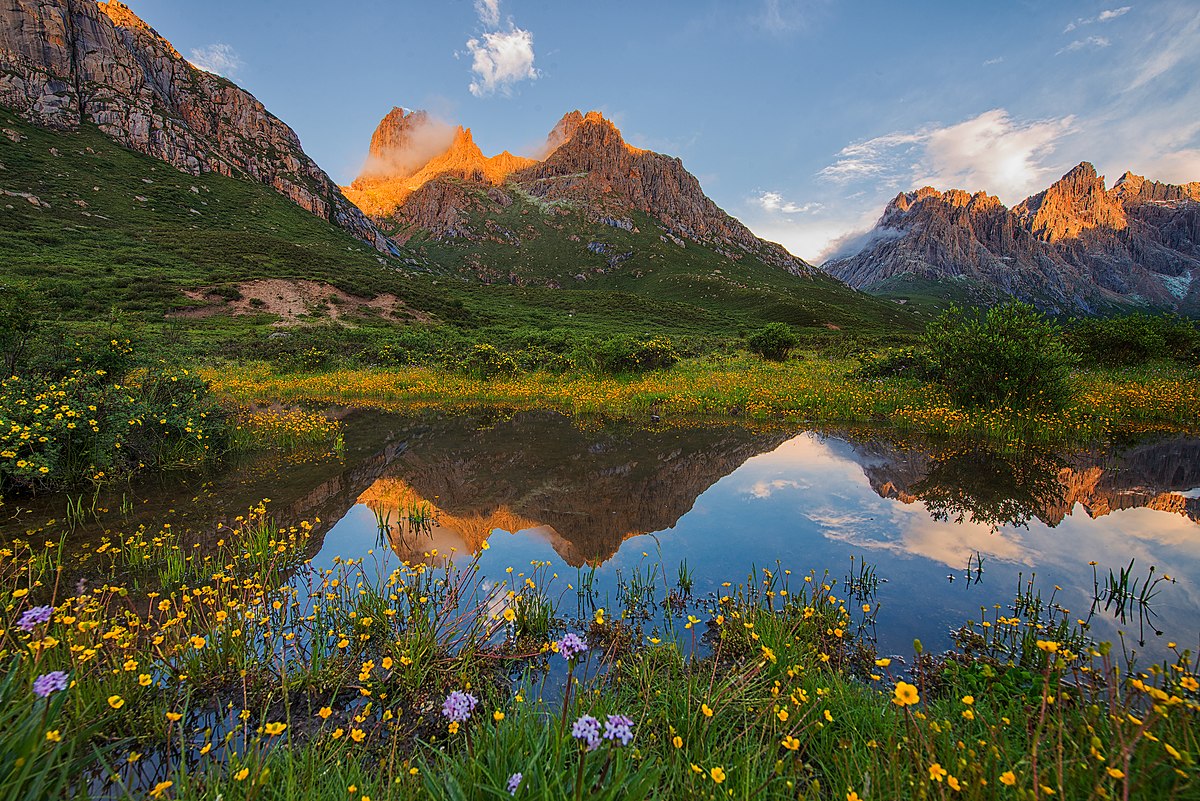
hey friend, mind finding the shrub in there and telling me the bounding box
[746,323,799,361]
[921,302,1077,411]
[853,348,940,381]
[1067,313,1200,367]
[458,343,519,379]
[591,336,680,374]
[0,368,229,495]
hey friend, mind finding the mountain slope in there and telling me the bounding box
[0,0,388,250]
[343,107,916,331]
[823,163,1200,315]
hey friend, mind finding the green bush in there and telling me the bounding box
[458,343,519,379]
[1067,313,1200,367]
[746,322,799,361]
[921,302,1077,412]
[590,336,681,374]
[853,348,939,381]
[0,368,229,495]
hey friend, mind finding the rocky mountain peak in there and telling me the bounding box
[1015,161,1126,242]
[824,160,1200,314]
[0,0,388,251]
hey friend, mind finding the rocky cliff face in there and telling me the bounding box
[345,107,809,276]
[345,107,536,218]
[0,0,390,251]
[824,162,1200,313]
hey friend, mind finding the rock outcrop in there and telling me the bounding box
[345,107,536,218]
[824,162,1200,313]
[0,0,390,251]
[345,107,810,276]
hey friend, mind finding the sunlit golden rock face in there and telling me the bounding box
[344,108,535,218]
[1014,162,1127,242]
[344,107,809,275]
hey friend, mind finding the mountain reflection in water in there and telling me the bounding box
[12,409,1193,662]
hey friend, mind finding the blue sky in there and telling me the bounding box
[125,0,1200,262]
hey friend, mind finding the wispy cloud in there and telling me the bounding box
[1125,9,1200,91]
[189,44,243,78]
[1064,5,1132,32]
[982,56,1004,66]
[1057,35,1111,55]
[464,0,539,98]
[474,0,501,28]
[818,109,1075,204]
[754,0,831,34]
[756,191,822,214]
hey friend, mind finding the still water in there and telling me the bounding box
[9,409,1200,663]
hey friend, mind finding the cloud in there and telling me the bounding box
[754,0,832,34]
[756,191,822,214]
[982,57,1004,66]
[1125,9,1200,91]
[474,0,501,28]
[463,0,539,98]
[1064,5,1132,32]
[1057,36,1111,55]
[747,479,809,499]
[189,44,243,78]
[467,29,539,97]
[818,109,1075,204]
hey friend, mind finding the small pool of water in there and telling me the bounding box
[7,409,1198,664]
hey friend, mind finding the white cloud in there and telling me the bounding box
[1064,5,1132,32]
[982,56,1004,66]
[467,29,539,97]
[756,191,821,214]
[463,0,539,98]
[818,109,1075,205]
[474,0,501,28]
[1057,36,1111,55]
[188,44,243,78]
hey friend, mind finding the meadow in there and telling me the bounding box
[208,356,1200,449]
[2,493,1197,801]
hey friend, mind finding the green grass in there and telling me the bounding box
[0,110,920,370]
[207,356,1200,448]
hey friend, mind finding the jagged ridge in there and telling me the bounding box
[823,162,1200,314]
[345,107,809,277]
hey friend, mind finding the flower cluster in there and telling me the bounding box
[441,690,478,723]
[603,714,635,746]
[557,632,588,661]
[33,671,68,698]
[17,605,53,631]
[506,773,522,795]
[571,714,602,751]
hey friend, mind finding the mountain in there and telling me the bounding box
[0,0,389,251]
[334,106,919,331]
[347,107,807,277]
[823,163,1200,315]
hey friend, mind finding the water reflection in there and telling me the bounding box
[307,412,1198,662]
[8,409,1196,664]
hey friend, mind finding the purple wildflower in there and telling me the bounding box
[441,690,478,723]
[17,605,53,632]
[506,772,523,795]
[603,714,635,746]
[33,671,68,698]
[571,714,601,751]
[557,632,588,661]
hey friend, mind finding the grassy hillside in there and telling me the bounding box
[0,110,919,365]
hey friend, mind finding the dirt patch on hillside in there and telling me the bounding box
[171,279,429,325]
